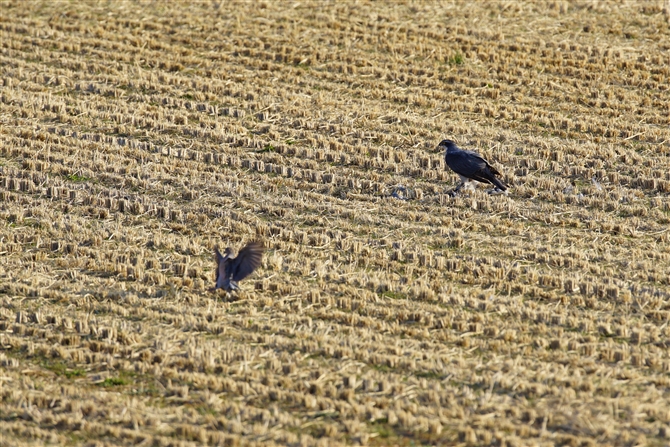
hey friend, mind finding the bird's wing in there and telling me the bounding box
[446,149,507,190]
[483,161,501,177]
[227,241,264,282]
[469,166,508,190]
[445,149,488,177]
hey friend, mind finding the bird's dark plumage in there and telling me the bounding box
[214,241,264,292]
[438,139,507,193]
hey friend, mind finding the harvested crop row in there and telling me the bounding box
[1,1,670,446]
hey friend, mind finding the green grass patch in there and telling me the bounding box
[381,290,407,300]
[414,370,449,380]
[65,173,90,182]
[64,369,86,379]
[99,376,130,387]
[448,52,464,65]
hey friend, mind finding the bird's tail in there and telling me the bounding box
[477,167,508,191]
[490,176,507,191]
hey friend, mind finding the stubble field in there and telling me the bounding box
[2,1,670,446]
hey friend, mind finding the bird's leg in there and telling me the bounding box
[449,181,465,197]
[487,186,507,195]
[221,290,236,302]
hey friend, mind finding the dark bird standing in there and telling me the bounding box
[213,241,264,292]
[438,139,507,194]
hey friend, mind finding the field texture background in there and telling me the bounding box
[2,1,670,446]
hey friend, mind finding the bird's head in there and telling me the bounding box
[224,247,233,257]
[437,139,456,152]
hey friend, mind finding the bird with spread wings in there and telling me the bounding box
[212,241,264,292]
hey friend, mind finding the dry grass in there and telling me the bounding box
[1,1,670,446]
